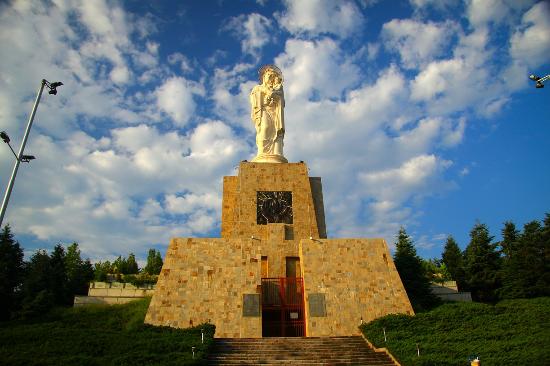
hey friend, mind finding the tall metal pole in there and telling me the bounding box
[0,79,46,228]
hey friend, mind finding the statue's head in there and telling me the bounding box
[259,65,283,89]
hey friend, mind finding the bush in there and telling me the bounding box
[360,298,550,365]
[0,297,216,365]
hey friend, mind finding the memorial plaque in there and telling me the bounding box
[309,293,327,317]
[242,294,260,317]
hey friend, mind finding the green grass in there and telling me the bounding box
[360,297,550,366]
[0,298,215,366]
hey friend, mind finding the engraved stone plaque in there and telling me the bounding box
[257,191,293,225]
[309,293,327,317]
[242,294,260,317]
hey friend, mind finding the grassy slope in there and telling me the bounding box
[361,297,550,366]
[0,298,215,366]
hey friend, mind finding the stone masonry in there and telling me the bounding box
[145,162,413,337]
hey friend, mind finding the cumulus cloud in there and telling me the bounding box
[509,1,550,68]
[1,0,545,261]
[466,0,535,27]
[156,77,204,126]
[277,0,364,38]
[360,154,452,207]
[409,0,459,10]
[224,13,273,59]
[381,19,458,69]
[276,38,361,100]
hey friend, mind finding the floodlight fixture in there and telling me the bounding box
[529,73,549,89]
[20,155,36,163]
[0,131,10,144]
[0,78,63,228]
[44,79,63,95]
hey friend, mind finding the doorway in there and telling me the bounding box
[261,257,305,337]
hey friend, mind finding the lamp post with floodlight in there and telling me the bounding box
[529,73,550,88]
[0,79,63,228]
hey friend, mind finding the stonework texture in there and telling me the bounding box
[300,238,413,336]
[145,162,413,338]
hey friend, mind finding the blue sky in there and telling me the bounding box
[0,0,549,263]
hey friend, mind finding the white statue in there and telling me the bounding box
[250,65,288,163]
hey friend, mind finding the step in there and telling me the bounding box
[206,336,397,366]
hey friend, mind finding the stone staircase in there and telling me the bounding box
[207,336,398,365]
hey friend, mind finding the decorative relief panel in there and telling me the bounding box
[257,191,293,225]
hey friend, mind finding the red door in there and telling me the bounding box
[261,277,305,337]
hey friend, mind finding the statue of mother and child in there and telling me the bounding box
[249,65,288,163]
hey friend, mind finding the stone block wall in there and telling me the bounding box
[221,162,326,240]
[145,238,263,338]
[300,238,414,337]
[146,161,414,338]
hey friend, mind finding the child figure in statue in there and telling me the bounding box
[250,65,288,163]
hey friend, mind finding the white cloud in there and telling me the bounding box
[510,1,550,68]
[2,0,544,262]
[156,77,204,126]
[165,193,220,215]
[360,154,452,205]
[277,0,364,38]
[167,52,194,73]
[409,0,459,10]
[466,0,535,27]
[275,38,361,100]
[224,13,273,59]
[382,19,457,69]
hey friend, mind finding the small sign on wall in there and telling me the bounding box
[309,293,327,317]
[242,294,260,317]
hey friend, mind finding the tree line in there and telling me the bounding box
[0,225,163,320]
[393,213,550,312]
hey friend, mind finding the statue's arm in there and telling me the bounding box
[250,87,262,126]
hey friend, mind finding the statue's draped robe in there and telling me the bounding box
[250,85,285,157]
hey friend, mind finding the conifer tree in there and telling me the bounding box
[65,243,94,298]
[0,225,25,320]
[144,249,163,275]
[93,261,113,281]
[20,250,55,317]
[125,253,139,274]
[393,227,439,311]
[499,216,550,299]
[50,244,69,305]
[441,235,466,290]
[500,221,519,258]
[464,222,501,303]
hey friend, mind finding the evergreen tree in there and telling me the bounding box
[464,223,501,303]
[500,221,519,258]
[65,243,94,298]
[499,216,550,299]
[393,227,439,312]
[441,235,466,291]
[49,244,69,305]
[144,249,163,275]
[541,213,550,295]
[93,261,113,282]
[0,225,25,320]
[19,250,55,317]
[125,253,139,274]
[113,256,127,274]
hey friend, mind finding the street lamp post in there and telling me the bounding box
[0,79,62,228]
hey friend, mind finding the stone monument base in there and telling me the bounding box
[251,153,288,163]
[145,162,414,338]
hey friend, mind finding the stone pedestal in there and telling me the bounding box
[145,162,413,337]
[251,153,288,163]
